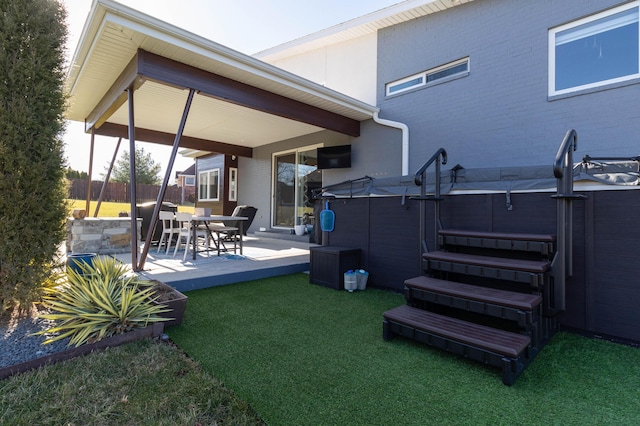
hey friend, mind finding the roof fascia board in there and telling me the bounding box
[137,50,361,137]
[66,1,108,92]
[67,15,108,95]
[84,54,142,132]
[96,122,253,158]
[255,0,453,59]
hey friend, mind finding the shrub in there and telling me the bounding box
[0,0,69,310]
[36,257,170,347]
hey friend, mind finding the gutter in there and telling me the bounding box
[373,111,409,176]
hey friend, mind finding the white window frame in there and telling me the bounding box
[386,57,470,96]
[198,168,220,201]
[548,2,640,97]
[228,167,237,202]
[184,176,195,187]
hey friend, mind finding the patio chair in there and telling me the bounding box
[208,223,239,255]
[157,210,178,255]
[220,206,257,240]
[173,212,210,261]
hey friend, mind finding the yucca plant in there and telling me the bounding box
[36,257,171,347]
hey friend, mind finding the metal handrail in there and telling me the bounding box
[413,148,447,262]
[415,148,447,186]
[553,129,577,179]
[551,129,582,313]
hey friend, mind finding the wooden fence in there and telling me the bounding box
[68,179,183,204]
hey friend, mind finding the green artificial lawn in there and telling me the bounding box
[168,273,640,425]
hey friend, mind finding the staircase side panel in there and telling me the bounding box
[587,190,640,342]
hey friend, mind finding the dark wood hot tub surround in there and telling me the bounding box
[323,189,640,345]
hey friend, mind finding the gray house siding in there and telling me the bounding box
[239,122,401,231]
[377,0,640,172]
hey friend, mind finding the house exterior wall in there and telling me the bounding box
[259,33,378,105]
[238,121,401,231]
[176,175,196,204]
[377,0,640,172]
[195,154,238,215]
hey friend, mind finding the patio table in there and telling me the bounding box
[190,215,247,260]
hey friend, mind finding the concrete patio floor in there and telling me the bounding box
[113,234,316,293]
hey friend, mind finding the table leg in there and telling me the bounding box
[192,220,197,260]
[239,221,244,255]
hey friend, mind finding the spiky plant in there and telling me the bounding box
[36,257,171,347]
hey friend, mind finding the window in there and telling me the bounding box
[386,58,469,96]
[184,176,195,187]
[549,3,640,96]
[198,169,220,201]
[228,167,237,202]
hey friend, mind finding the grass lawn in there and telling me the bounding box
[2,273,639,424]
[0,339,264,425]
[168,273,640,425]
[67,199,192,217]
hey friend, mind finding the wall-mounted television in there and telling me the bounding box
[317,145,351,169]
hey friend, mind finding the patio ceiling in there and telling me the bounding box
[66,0,380,157]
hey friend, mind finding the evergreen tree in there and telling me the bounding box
[65,167,88,180]
[0,0,68,310]
[108,146,162,185]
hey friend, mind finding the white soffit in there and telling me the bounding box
[106,81,323,147]
[255,0,474,61]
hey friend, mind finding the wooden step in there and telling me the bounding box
[404,275,541,327]
[383,305,532,385]
[439,229,556,256]
[405,276,541,311]
[383,305,531,358]
[423,251,550,288]
[425,251,550,273]
[440,229,556,242]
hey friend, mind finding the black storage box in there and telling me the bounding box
[309,246,360,290]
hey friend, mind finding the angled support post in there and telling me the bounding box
[85,128,96,214]
[127,87,139,270]
[137,88,195,271]
[94,137,122,217]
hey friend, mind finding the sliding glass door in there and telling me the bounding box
[273,147,320,228]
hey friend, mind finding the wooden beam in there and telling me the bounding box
[85,55,143,133]
[137,49,361,137]
[95,122,253,158]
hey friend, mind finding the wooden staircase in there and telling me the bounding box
[383,229,558,385]
[383,133,580,385]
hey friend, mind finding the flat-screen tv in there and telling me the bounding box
[317,145,351,169]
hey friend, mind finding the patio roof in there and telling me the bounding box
[66,0,380,157]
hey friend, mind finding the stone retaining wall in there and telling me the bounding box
[66,217,142,254]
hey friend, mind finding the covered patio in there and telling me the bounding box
[110,233,315,293]
[66,0,378,272]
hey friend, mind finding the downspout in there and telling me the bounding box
[373,111,409,176]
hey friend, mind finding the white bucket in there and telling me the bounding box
[344,271,357,292]
[356,270,369,290]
